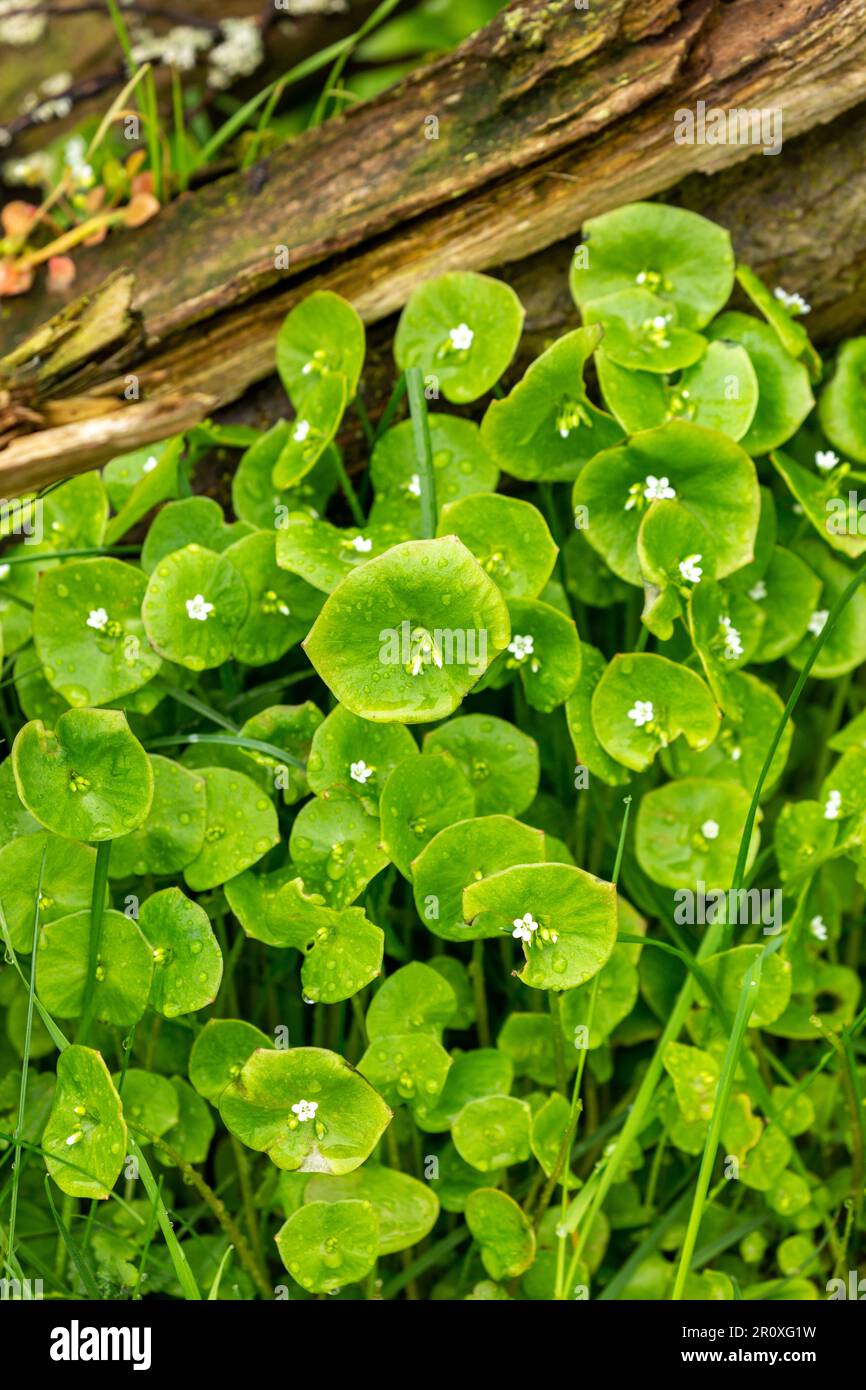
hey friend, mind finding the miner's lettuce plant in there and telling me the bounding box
[1,200,866,1302]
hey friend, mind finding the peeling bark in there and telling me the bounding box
[2,0,866,491]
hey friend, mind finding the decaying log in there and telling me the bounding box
[2,0,866,492]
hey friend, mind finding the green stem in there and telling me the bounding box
[406,367,437,538]
[548,991,568,1096]
[77,841,111,1046]
[332,449,367,528]
[131,1125,270,1298]
[671,952,764,1300]
[6,846,46,1269]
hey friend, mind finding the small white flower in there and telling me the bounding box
[810,915,828,942]
[407,473,421,498]
[748,580,767,602]
[824,788,842,820]
[773,286,810,315]
[508,633,534,661]
[636,271,647,284]
[720,615,743,660]
[291,1099,318,1123]
[64,1131,83,1147]
[512,912,539,943]
[701,819,720,840]
[448,323,474,351]
[350,760,374,785]
[292,419,311,443]
[815,449,840,472]
[730,745,742,762]
[351,535,372,553]
[142,455,158,474]
[0,564,10,580]
[678,553,703,584]
[87,607,109,631]
[651,315,668,330]
[628,699,654,728]
[186,594,214,622]
[808,609,829,636]
[644,474,676,502]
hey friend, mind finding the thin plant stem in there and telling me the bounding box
[77,840,112,1047]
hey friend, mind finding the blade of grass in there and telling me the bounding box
[146,730,305,768]
[44,1176,101,1299]
[671,948,765,1299]
[76,840,112,1047]
[307,0,402,128]
[195,38,356,169]
[3,848,46,1271]
[560,554,866,1297]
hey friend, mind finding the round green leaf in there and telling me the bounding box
[306,703,417,807]
[0,830,98,952]
[750,547,821,662]
[224,530,323,665]
[412,815,546,941]
[303,1165,439,1255]
[276,1198,377,1293]
[819,337,866,463]
[276,513,402,594]
[141,496,250,573]
[463,862,618,992]
[635,777,759,889]
[219,1046,392,1174]
[394,271,524,403]
[452,1095,531,1171]
[188,1018,273,1103]
[591,653,720,772]
[570,202,735,329]
[436,493,557,599]
[142,543,248,672]
[13,708,153,841]
[414,1048,514,1132]
[233,425,339,528]
[480,327,623,482]
[584,290,707,374]
[502,597,581,711]
[109,755,206,878]
[303,536,510,723]
[43,1045,126,1199]
[466,1187,535,1280]
[573,422,760,587]
[240,701,323,806]
[422,713,539,816]
[370,415,498,534]
[37,909,154,1027]
[183,767,279,892]
[115,1069,179,1137]
[276,290,365,408]
[155,1076,215,1166]
[289,789,387,907]
[708,312,813,454]
[139,887,222,1018]
[359,1032,452,1111]
[366,962,456,1040]
[597,340,758,441]
[379,750,475,879]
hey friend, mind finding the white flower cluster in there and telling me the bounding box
[19,71,74,125]
[128,18,263,89]
[131,25,213,73]
[773,286,810,315]
[720,615,743,660]
[678,553,702,584]
[209,18,265,90]
[824,788,842,820]
[0,0,46,47]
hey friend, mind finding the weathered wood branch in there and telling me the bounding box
[2,0,866,491]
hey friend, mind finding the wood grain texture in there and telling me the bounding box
[2,0,866,490]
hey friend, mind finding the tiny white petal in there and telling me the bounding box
[701,819,720,840]
[186,594,214,622]
[86,607,109,631]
